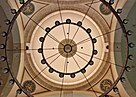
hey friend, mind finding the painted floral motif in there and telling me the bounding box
[99,3,111,15]
[23,80,36,93]
[22,3,35,15]
[100,79,112,92]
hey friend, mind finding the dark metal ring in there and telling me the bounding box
[39,21,96,75]
[3,0,129,96]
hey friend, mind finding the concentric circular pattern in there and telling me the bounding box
[23,80,36,93]
[3,0,129,96]
[99,3,111,15]
[58,39,77,58]
[38,20,97,76]
[100,79,113,92]
[22,3,35,15]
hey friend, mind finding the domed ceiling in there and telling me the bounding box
[0,0,135,97]
[29,9,106,87]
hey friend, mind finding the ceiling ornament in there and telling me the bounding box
[100,79,112,92]
[23,80,36,93]
[22,3,35,16]
[99,3,111,15]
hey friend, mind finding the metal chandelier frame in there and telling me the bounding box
[1,0,130,97]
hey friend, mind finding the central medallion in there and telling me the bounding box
[58,39,77,58]
[64,44,72,53]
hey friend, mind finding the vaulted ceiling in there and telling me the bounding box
[0,0,136,97]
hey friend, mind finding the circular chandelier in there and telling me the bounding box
[0,0,132,97]
[38,19,97,77]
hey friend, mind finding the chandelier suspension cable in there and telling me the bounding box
[70,0,95,43]
[76,51,124,68]
[72,27,122,48]
[59,54,68,97]
[25,15,64,46]
[56,0,67,39]
[71,55,98,97]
